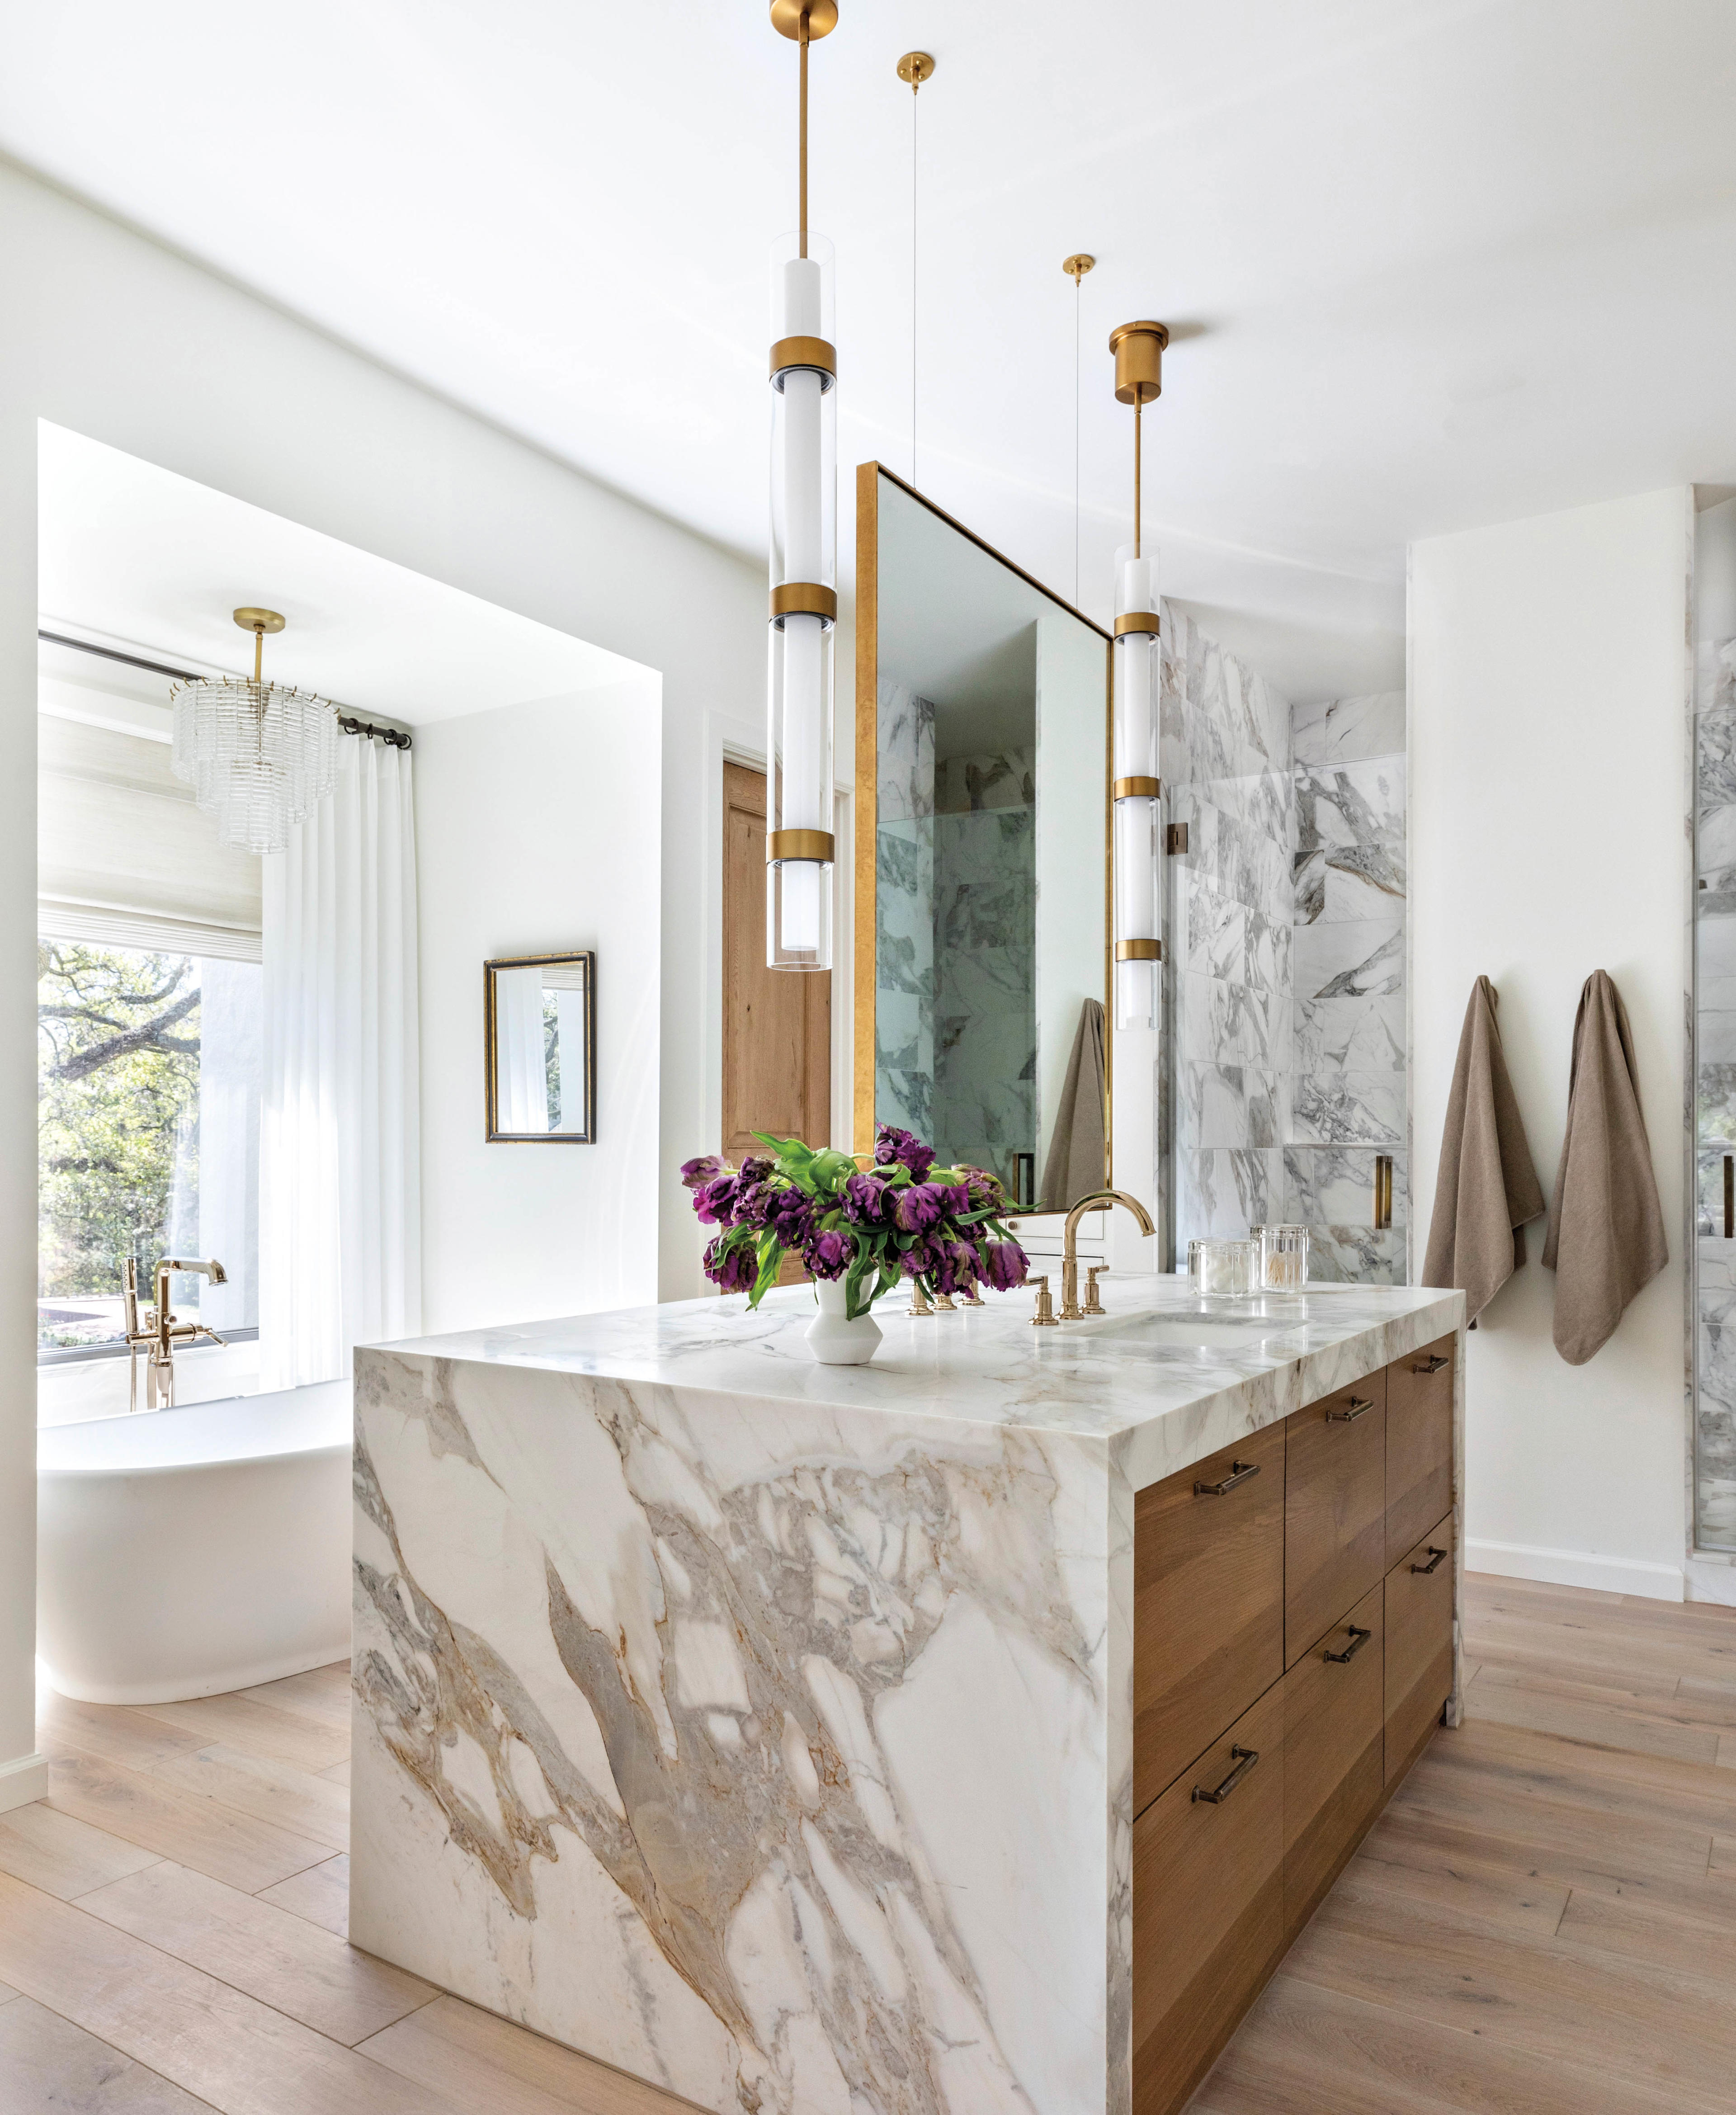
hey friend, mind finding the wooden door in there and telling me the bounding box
[722,758,831,1160]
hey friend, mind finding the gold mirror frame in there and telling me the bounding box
[853,463,1115,1198]
[484,950,597,1143]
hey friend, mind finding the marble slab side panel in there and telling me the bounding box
[1698,1243,1736,1549]
[352,1350,1118,2115]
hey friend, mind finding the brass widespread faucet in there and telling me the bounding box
[123,1256,229,1411]
[1058,1190,1156,1320]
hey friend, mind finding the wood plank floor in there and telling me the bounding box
[2,1572,1732,2111]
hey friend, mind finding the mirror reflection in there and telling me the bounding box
[485,951,595,1141]
[866,470,1109,1208]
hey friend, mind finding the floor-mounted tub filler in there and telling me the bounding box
[37,1379,351,1704]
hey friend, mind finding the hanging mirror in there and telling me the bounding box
[855,465,1112,1212]
[484,951,596,1142]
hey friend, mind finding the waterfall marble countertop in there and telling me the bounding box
[350,1275,1465,2115]
[371,1272,1464,1492]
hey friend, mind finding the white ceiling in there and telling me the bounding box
[8,2,1736,699]
[38,424,640,723]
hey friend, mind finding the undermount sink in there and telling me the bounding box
[1062,1307,1304,1352]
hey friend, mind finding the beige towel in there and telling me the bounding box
[1038,999,1107,1210]
[1423,977,1545,1323]
[1541,971,1667,1365]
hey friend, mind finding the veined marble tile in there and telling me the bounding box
[1177,1147,1284,1242]
[1292,692,1406,768]
[1283,1146,1407,1231]
[1291,1070,1404,1147]
[935,747,1034,815]
[1697,909,1736,1012]
[1293,918,1405,1003]
[1181,876,1247,986]
[1294,759,1406,927]
[1175,971,1281,1070]
[877,680,935,823]
[1180,1063,1287,1152]
[1698,1255,1736,1545]
[1294,992,1406,1075]
[1305,1226,1407,1284]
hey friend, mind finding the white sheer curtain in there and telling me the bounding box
[259,736,420,1388]
[495,966,549,1133]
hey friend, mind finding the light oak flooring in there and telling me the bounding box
[0,1573,1733,2112]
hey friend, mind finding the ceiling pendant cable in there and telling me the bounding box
[898,50,935,489]
[1063,252,1095,606]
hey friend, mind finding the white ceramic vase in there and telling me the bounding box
[805,1279,882,1364]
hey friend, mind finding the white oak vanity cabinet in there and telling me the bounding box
[1130,1334,1457,2114]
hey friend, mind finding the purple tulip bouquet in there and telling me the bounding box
[681,1125,1031,1321]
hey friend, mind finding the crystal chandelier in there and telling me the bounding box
[765,0,839,971]
[170,608,338,854]
[1109,321,1170,1030]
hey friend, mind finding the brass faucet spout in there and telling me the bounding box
[1059,1190,1156,1320]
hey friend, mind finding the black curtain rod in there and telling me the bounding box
[38,629,412,749]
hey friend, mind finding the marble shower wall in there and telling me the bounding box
[1289,692,1408,1282]
[1164,608,1297,1242]
[875,679,936,1141]
[1694,635,1736,1547]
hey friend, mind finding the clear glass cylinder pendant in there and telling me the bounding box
[766,231,837,971]
[1112,542,1163,1029]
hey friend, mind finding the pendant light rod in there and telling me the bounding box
[798,15,808,257]
[1134,399,1142,561]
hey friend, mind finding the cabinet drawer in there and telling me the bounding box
[1132,1684,1284,2115]
[1385,1512,1456,1784]
[1284,1374,1387,1669]
[1134,1424,1285,1814]
[1387,1334,1455,1567]
[1281,1582,1384,1942]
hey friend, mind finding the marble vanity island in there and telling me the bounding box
[350,1274,1464,2115]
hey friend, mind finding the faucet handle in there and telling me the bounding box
[1030,1276,1057,1328]
[1085,1265,1108,1316]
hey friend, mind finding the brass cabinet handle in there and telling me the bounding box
[1411,1546,1448,1575]
[1192,1745,1260,1805]
[1324,1624,1373,1664]
[1325,1395,1375,1423]
[1413,1354,1449,1375]
[1194,1460,1260,1497]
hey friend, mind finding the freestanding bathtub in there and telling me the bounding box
[37,1379,352,1705]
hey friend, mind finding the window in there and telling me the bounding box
[37,941,260,1359]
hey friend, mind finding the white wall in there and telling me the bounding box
[0,161,765,1799]
[1410,487,1692,1600]
[415,682,662,1332]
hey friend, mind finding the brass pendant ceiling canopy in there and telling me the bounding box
[897,50,935,90]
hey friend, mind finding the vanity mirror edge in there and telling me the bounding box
[853,461,1125,1233]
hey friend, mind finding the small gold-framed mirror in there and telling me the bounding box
[855,465,1113,1210]
[484,951,596,1142]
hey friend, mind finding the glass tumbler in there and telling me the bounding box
[1260,1225,1310,1293]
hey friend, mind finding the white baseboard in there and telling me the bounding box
[0,1751,48,1814]
[1466,1538,1684,1602]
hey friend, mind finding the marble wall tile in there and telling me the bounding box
[1291,1069,1405,1147]
[1283,1147,1407,1232]
[1180,1063,1288,1151]
[876,679,934,823]
[936,748,1035,815]
[1698,1245,1736,1548]
[1306,1226,1408,1284]
[1293,916,1405,1004]
[1294,991,1406,1076]
[1176,971,1282,1071]
[1698,906,1736,1013]
[1294,756,1407,926]
[1178,1147,1286,1238]
[932,804,1036,1177]
[1292,691,1406,768]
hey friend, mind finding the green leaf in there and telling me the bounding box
[746,1233,785,1309]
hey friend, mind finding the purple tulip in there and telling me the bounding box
[703,1236,756,1294]
[693,1175,740,1226]
[680,1155,725,1191]
[979,1239,1029,1292]
[962,1166,1006,1208]
[844,1171,895,1223]
[874,1124,936,1181]
[769,1188,816,1248]
[892,1182,947,1234]
[805,1228,852,1280]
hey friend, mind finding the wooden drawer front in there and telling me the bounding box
[1386,1334,1455,1567]
[1283,1374,1387,1669]
[1385,1511,1455,1784]
[1132,1684,1284,2115]
[1134,1424,1285,1814]
[1281,1582,1384,1942]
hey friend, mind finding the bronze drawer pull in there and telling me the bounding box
[1411,1546,1448,1575]
[1323,1624,1373,1663]
[1413,1354,1449,1375]
[1194,1460,1260,1497]
[1325,1396,1374,1423]
[1192,1745,1260,1805]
